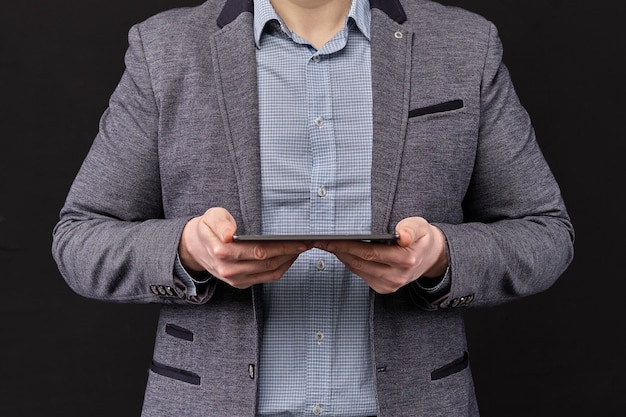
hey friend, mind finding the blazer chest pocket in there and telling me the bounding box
[430,351,469,381]
[409,99,464,118]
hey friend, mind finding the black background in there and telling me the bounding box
[1,1,624,416]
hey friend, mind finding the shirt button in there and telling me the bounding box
[317,186,326,197]
[316,259,326,271]
[314,331,324,343]
[313,55,321,63]
[312,404,322,415]
[314,116,324,127]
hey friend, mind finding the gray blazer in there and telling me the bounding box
[52,0,575,415]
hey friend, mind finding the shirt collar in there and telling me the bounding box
[253,0,371,48]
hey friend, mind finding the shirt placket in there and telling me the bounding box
[306,46,336,416]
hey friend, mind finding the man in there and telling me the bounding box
[52,0,575,416]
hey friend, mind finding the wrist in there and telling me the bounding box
[179,220,205,274]
[422,225,449,279]
[178,247,205,275]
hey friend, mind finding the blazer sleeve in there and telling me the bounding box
[51,24,215,305]
[421,23,575,310]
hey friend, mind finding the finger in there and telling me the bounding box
[231,241,311,263]
[395,216,430,247]
[335,255,402,294]
[395,223,416,247]
[320,240,406,269]
[220,255,299,289]
[315,239,380,257]
[210,240,307,276]
[333,251,392,280]
[203,207,237,242]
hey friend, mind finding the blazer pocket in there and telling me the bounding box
[150,360,201,385]
[409,99,464,118]
[430,351,469,381]
[165,323,194,341]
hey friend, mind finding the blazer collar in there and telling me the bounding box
[216,0,406,27]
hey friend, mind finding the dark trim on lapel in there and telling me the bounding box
[370,0,407,24]
[370,8,413,233]
[217,0,254,28]
[216,0,407,27]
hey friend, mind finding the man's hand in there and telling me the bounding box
[314,217,448,294]
[178,207,311,289]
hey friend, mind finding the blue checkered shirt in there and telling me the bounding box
[254,1,377,416]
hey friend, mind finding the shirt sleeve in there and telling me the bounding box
[173,253,213,297]
[409,266,451,311]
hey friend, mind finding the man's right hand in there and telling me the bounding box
[178,207,310,289]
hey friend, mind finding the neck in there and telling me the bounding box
[270,0,352,49]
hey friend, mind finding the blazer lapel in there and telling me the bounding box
[207,1,412,235]
[209,13,263,234]
[370,10,413,232]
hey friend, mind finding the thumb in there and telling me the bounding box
[394,220,415,248]
[205,207,237,242]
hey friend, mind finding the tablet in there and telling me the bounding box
[232,233,399,244]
